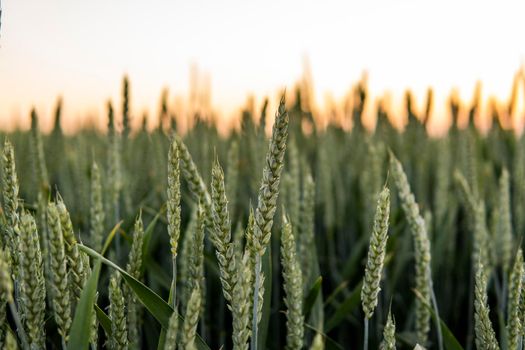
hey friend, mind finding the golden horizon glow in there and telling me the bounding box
[1,0,525,134]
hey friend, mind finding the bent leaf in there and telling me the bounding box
[67,262,101,350]
[79,244,210,350]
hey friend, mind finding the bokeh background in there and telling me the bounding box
[1,0,525,133]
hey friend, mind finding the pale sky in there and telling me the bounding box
[0,0,524,133]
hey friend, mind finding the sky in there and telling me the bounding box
[0,0,525,133]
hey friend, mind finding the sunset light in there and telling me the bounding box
[1,0,525,133]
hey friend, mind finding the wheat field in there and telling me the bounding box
[0,77,524,350]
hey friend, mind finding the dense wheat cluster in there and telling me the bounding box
[1,77,525,350]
